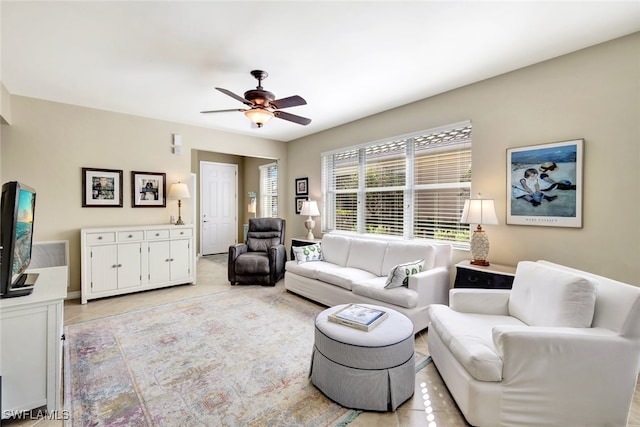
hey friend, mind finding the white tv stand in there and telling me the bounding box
[0,265,67,418]
[80,224,196,304]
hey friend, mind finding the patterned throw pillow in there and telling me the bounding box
[293,243,323,264]
[384,259,425,289]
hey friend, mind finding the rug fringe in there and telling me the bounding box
[334,409,362,426]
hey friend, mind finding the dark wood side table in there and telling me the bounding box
[290,237,322,261]
[454,260,517,289]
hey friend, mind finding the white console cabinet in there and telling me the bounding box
[1,266,67,418]
[81,224,195,304]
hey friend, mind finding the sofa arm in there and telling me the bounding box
[493,325,640,424]
[450,288,511,315]
[408,266,450,306]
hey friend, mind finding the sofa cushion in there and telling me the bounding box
[509,261,598,327]
[321,234,352,266]
[428,304,526,381]
[292,243,323,264]
[285,260,343,280]
[385,259,424,289]
[382,242,436,276]
[352,277,419,309]
[346,239,388,276]
[316,267,378,291]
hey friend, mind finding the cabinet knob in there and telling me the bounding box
[112,264,118,268]
[165,258,171,262]
[118,264,122,267]
[98,236,103,240]
[128,234,133,238]
[180,232,184,235]
[155,233,160,236]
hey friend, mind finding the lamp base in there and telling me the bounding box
[470,226,491,267]
[175,217,185,225]
[304,217,316,240]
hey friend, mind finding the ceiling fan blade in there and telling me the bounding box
[271,95,307,110]
[200,109,244,114]
[215,87,252,106]
[274,110,312,126]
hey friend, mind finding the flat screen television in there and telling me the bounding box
[0,181,37,298]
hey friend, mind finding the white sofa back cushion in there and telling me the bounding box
[346,238,388,276]
[509,261,598,328]
[382,242,435,276]
[321,234,353,266]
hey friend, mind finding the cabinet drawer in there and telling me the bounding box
[85,232,115,244]
[171,228,193,238]
[146,229,170,240]
[118,231,144,241]
[454,268,514,289]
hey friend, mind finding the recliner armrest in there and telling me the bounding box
[450,288,511,315]
[229,243,248,262]
[268,244,287,284]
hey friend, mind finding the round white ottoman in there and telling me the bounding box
[310,304,415,411]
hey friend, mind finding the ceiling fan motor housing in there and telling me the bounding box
[244,89,275,106]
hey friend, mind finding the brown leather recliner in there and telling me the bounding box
[228,218,286,286]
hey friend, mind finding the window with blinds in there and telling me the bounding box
[321,122,472,245]
[259,162,278,218]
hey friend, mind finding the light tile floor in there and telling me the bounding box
[4,255,639,426]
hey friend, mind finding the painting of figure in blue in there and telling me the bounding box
[507,139,583,228]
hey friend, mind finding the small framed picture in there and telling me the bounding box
[295,196,308,214]
[82,167,123,207]
[132,171,166,207]
[295,177,309,195]
[507,139,583,227]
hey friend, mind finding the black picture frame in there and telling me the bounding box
[131,171,166,207]
[295,177,308,196]
[295,196,308,214]
[82,167,123,207]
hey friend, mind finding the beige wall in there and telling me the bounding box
[0,97,286,293]
[287,33,640,284]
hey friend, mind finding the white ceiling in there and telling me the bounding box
[2,1,639,142]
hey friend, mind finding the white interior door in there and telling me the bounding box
[200,162,238,255]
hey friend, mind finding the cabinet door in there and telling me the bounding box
[148,241,171,284]
[117,243,142,289]
[170,239,191,281]
[89,245,118,293]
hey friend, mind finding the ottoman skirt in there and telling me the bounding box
[310,304,415,411]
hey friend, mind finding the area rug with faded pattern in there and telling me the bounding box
[64,285,429,426]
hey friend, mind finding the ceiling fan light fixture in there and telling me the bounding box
[244,108,274,127]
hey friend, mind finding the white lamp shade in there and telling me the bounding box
[461,199,498,225]
[168,183,191,199]
[300,200,320,217]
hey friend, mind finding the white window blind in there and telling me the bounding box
[259,162,278,218]
[322,122,472,245]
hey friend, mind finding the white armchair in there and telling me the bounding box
[428,260,640,426]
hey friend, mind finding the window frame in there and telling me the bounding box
[321,121,472,246]
[259,162,278,218]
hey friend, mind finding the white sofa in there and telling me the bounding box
[428,260,640,427]
[284,233,452,333]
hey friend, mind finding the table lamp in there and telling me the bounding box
[168,182,191,225]
[300,200,320,240]
[460,196,498,266]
